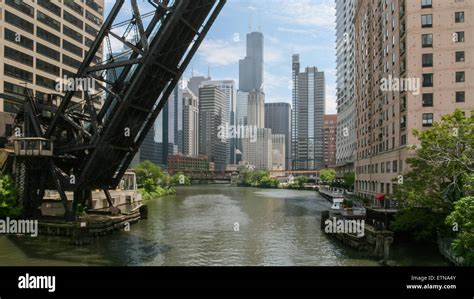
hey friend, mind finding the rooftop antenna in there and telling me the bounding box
[207,64,210,78]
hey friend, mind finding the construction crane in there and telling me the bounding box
[0,0,226,220]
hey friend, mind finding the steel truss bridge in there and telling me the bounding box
[3,0,226,220]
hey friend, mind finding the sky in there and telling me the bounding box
[104,0,337,113]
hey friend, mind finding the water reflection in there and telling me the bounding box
[0,185,446,266]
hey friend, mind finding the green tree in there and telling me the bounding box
[392,109,474,241]
[319,169,336,184]
[445,196,474,265]
[133,160,165,187]
[0,175,21,218]
[143,178,156,193]
[238,169,279,188]
[260,176,280,188]
[170,173,191,186]
[343,172,355,190]
[392,207,446,242]
[288,176,308,189]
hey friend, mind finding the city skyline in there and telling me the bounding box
[104,0,338,113]
[0,0,472,274]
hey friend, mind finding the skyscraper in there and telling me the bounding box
[155,101,169,166]
[140,124,159,165]
[239,32,264,92]
[335,0,357,176]
[265,102,291,170]
[236,91,249,126]
[201,80,236,163]
[271,134,286,171]
[188,75,211,97]
[247,90,265,128]
[242,128,273,171]
[354,0,473,198]
[323,115,337,168]
[172,82,184,153]
[199,85,228,171]
[241,90,272,171]
[182,88,199,157]
[153,84,181,167]
[0,0,104,138]
[291,54,326,170]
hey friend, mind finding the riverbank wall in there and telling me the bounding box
[38,209,143,245]
[321,211,394,264]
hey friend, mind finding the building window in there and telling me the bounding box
[381,162,385,173]
[4,46,33,67]
[456,72,465,83]
[86,10,102,26]
[37,26,61,46]
[401,135,407,146]
[63,54,82,69]
[37,11,61,32]
[456,91,465,103]
[421,0,432,8]
[37,43,60,60]
[386,161,391,173]
[422,113,434,127]
[4,101,21,114]
[5,0,34,17]
[85,24,98,37]
[401,115,406,130]
[38,0,61,17]
[455,51,465,62]
[5,11,34,34]
[63,40,83,57]
[455,12,464,23]
[4,28,33,50]
[455,32,465,43]
[36,59,60,76]
[4,81,32,97]
[422,53,433,67]
[393,161,398,173]
[36,75,56,90]
[64,0,84,15]
[422,34,433,47]
[64,10,84,30]
[63,25,83,43]
[86,0,104,14]
[4,64,33,82]
[422,73,434,87]
[421,14,432,28]
[422,93,433,107]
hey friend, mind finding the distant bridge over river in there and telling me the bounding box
[170,169,323,182]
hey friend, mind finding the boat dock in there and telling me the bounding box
[319,186,346,202]
[38,203,146,245]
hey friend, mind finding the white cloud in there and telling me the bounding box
[271,0,336,28]
[263,70,291,98]
[265,47,284,64]
[198,39,243,66]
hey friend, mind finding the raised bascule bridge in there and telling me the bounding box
[0,0,226,220]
